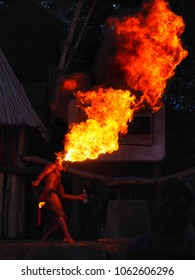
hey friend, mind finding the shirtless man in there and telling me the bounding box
[32,160,85,243]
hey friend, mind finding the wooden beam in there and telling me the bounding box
[67,165,195,186]
[0,165,40,175]
[6,155,195,186]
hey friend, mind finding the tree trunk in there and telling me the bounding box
[65,0,98,72]
[58,0,85,74]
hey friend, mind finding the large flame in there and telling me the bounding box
[59,87,135,162]
[107,0,188,110]
[56,0,188,164]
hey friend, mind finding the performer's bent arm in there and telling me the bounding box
[58,184,84,201]
[32,164,55,187]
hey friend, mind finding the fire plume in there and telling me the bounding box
[107,0,188,110]
[56,0,188,164]
[60,87,135,162]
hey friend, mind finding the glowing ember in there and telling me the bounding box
[56,0,188,164]
[62,78,78,91]
[61,73,87,92]
[39,201,46,209]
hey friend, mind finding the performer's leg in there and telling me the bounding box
[58,216,75,243]
[41,224,59,242]
[40,215,60,242]
[47,192,75,243]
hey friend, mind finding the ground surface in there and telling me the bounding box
[0,239,130,260]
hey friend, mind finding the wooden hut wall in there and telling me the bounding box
[7,175,18,239]
[6,174,25,239]
[0,126,19,166]
[0,127,26,239]
[0,48,50,239]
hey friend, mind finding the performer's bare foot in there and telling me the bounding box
[63,237,75,243]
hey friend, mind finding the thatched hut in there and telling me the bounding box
[0,48,49,239]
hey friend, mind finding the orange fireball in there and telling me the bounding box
[57,0,188,164]
[107,0,188,110]
[57,87,136,162]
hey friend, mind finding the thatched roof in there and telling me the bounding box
[0,48,49,140]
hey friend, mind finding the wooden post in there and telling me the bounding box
[3,173,11,238]
[17,127,26,168]
[7,174,18,239]
[17,127,26,238]
[6,127,26,239]
[0,172,4,239]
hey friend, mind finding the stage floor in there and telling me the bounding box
[0,239,130,260]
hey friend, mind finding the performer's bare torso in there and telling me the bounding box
[44,167,61,192]
[32,161,85,242]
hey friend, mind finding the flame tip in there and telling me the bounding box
[56,0,187,163]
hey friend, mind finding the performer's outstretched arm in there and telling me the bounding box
[58,184,85,201]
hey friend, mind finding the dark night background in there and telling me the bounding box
[0,0,195,169]
[1,0,195,245]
